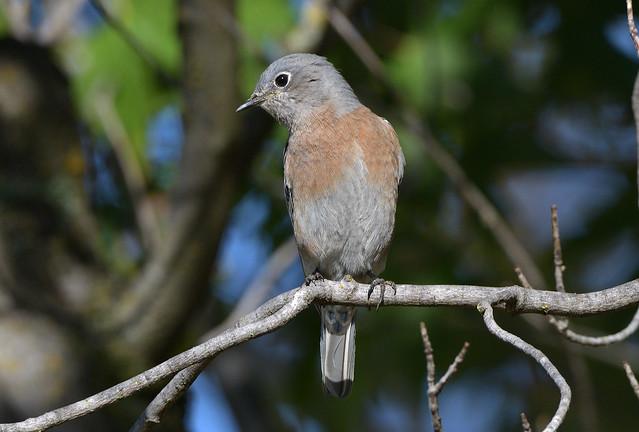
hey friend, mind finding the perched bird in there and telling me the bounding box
[237,53,404,398]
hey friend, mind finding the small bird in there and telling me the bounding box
[237,53,404,398]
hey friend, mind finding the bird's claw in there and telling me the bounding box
[305,271,324,286]
[367,278,396,310]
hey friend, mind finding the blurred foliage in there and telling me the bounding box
[62,0,179,170]
[0,0,637,431]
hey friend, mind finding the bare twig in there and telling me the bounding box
[623,361,639,400]
[551,205,566,294]
[549,307,639,346]
[328,8,387,82]
[479,302,571,432]
[545,207,639,345]
[420,322,469,432]
[420,322,442,431]
[129,362,208,432]
[433,341,470,395]
[515,267,533,290]
[1,278,638,431]
[627,0,639,55]
[520,412,532,432]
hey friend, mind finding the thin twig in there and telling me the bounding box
[129,362,208,432]
[549,307,639,346]
[479,302,571,432]
[520,412,532,432]
[545,207,639,345]
[627,0,639,56]
[623,361,639,400]
[628,0,639,208]
[420,322,469,432]
[551,205,566,294]
[420,322,443,432]
[328,8,388,82]
[432,342,470,395]
[515,267,533,290]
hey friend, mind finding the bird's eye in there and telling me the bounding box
[275,72,290,88]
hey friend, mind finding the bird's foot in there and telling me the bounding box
[367,278,396,310]
[305,271,324,286]
[342,274,354,283]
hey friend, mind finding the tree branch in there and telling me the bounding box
[520,412,532,432]
[623,361,639,400]
[1,278,638,431]
[420,322,469,432]
[479,302,571,432]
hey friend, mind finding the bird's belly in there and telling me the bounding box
[292,181,395,281]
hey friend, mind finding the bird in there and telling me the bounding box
[237,53,404,398]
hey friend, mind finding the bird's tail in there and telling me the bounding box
[320,305,357,398]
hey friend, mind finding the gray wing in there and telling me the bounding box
[283,137,294,218]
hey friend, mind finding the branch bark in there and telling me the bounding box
[1,277,638,431]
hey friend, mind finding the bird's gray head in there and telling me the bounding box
[236,53,360,130]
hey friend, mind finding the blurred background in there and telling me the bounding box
[0,0,637,431]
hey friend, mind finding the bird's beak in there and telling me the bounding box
[236,93,263,112]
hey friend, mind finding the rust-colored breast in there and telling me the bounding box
[284,105,403,202]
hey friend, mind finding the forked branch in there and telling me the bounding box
[420,322,469,431]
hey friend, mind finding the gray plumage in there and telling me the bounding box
[238,53,404,398]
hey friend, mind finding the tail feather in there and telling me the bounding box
[320,305,356,398]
